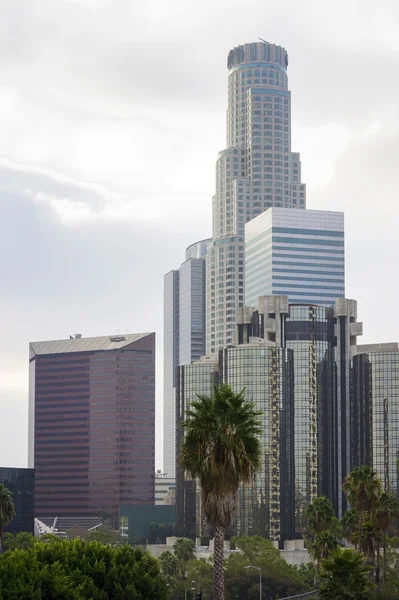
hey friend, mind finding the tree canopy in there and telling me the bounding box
[0,537,167,599]
[0,484,15,552]
[320,548,373,600]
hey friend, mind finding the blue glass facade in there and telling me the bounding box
[352,350,399,495]
[0,468,34,535]
[245,207,345,307]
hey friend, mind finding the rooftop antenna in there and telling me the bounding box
[258,37,267,43]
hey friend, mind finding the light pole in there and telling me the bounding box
[184,586,196,600]
[244,565,262,600]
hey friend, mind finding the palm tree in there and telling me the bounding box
[0,484,15,552]
[311,530,339,562]
[359,520,376,566]
[306,496,335,536]
[305,497,337,594]
[320,547,374,599]
[342,465,381,551]
[173,538,196,578]
[180,384,262,600]
[374,491,399,584]
[160,550,179,577]
[341,507,359,548]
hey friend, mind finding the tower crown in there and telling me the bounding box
[227,41,288,70]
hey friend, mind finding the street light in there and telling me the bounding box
[244,565,262,600]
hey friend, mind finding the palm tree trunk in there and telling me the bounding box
[317,556,320,599]
[213,526,225,600]
[383,530,387,583]
[359,511,363,553]
[376,533,380,589]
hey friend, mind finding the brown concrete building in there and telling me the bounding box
[29,333,155,519]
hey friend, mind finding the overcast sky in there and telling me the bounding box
[1,0,399,470]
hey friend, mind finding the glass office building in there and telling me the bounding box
[163,239,211,480]
[29,333,155,519]
[352,348,399,494]
[0,467,35,535]
[164,270,180,480]
[285,304,337,530]
[236,295,362,525]
[221,343,295,542]
[175,357,219,538]
[245,207,345,307]
[206,41,306,355]
[175,347,295,544]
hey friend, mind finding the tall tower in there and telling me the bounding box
[29,333,155,519]
[163,239,211,479]
[206,41,306,354]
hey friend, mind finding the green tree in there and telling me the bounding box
[3,532,35,551]
[173,537,196,577]
[186,558,213,600]
[225,536,310,600]
[320,547,374,600]
[343,465,381,551]
[88,524,120,545]
[0,537,167,599]
[374,491,399,585]
[291,562,316,589]
[306,496,335,536]
[65,527,89,541]
[0,484,15,552]
[305,496,337,592]
[359,521,376,566]
[160,549,179,577]
[341,507,359,548]
[379,542,399,599]
[311,530,339,562]
[180,384,262,600]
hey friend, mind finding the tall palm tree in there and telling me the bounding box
[306,496,335,536]
[0,484,15,552]
[320,547,374,600]
[341,507,359,549]
[180,384,262,600]
[311,530,339,562]
[374,491,399,584]
[342,465,381,551]
[305,496,337,594]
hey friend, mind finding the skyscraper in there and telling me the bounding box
[163,239,211,478]
[206,41,306,354]
[164,270,180,480]
[220,342,295,542]
[175,346,295,544]
[29,333,155,519]
[352,344,399,494]
[175,356,219,538]
[236,295,363,525]
[245,207,345,306]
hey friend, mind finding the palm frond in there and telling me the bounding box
[180,384,262,528]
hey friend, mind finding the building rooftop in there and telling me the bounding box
[29,333,152,358]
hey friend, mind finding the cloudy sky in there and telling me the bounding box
[1,0,399,470]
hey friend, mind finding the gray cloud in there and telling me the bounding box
[0,0,398,468]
